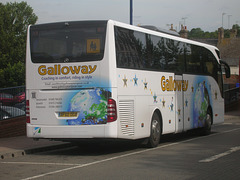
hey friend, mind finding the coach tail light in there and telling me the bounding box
[107,98,117,122]
[26,100,30,123]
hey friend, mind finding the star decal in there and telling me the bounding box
[133,75,138,86]
[191,86,194,92]
[178,109,181,115]
[170,97,174,111]
[143,79,148,90]
[162,98,166,107]
[153,93,157,103]
[150,89,153,95]
[185,99,188,107]
[122,75,128,87]
[170,103,174,111]
[215,90,218,100]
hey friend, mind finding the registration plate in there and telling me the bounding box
[58,112,78,118]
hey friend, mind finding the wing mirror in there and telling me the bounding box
[220,60,230,78]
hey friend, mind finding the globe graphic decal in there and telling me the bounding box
[67,88,111,125]
[193,81,210,128]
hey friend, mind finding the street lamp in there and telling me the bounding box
[222,13,226,28]
[130,0,133,25]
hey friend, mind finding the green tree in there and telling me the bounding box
[188,28,218,39]
[232,24,240,37]
[224,29,230,38]
[188,28,205,38]
[0,1,38,88]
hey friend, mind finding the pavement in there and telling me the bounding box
[0,136,73,160]
[0,107,240,160]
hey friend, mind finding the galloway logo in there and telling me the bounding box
[161,76,188,92]
[38,65,97,76]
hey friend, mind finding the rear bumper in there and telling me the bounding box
[27,123,118,139]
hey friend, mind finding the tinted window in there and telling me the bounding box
[115,27,146,69]
[115,26,185,73]
[115,26,219,78]
[186,45,202,73]
[30,21,107,63]
[204,50,221,81]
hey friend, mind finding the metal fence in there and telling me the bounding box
[224,87,240,107]
[0,86,26,120]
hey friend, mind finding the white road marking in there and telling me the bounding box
[223,123,240,125]
[199,146,240,163]
[1,127,238,180]
[0,161,81,166]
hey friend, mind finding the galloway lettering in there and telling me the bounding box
[161,76,188,92]
[38,65,97,76]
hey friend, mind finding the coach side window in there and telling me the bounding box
[115,27,147,69]
[204,51,220,81]
[133,31,146,69]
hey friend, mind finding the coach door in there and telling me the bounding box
[175,75,184,133]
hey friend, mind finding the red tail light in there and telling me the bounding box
[107,98,117,122]
[26,100,30,123]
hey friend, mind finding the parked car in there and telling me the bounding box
[13,92,25,103]
[0,106,25,120]
[14,101,26,111]
[0,93,14,106]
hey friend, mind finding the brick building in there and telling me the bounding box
[217,27,240,87]
[187,27,239,88]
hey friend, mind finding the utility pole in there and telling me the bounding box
[228,15,232,29]
[130,0,133,25]
[182,17,187,27]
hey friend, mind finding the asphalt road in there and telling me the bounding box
[1,117,240,180]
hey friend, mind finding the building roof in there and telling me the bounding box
[222,58,239,66]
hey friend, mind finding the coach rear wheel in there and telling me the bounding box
[147,113,161,148]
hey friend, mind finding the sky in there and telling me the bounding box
[1,0,240,32]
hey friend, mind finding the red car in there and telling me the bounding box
[13,92,25,103]
[0,93,14,106]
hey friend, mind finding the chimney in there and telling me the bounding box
[230,28,237,39]
[218,27,224,42]
[179,25,188,38]
[169,24,177,32]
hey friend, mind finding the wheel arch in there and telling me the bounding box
[152,108,163,134]
[207,105,213,125]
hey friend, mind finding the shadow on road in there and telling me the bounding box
[36,130,218,157]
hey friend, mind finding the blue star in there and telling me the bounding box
[185,99,188,107]
[170,97,174,111]
[133,75,138,86]
[170,103,174,111]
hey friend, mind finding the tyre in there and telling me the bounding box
[200,110,212,135]
[147,113,161,148]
